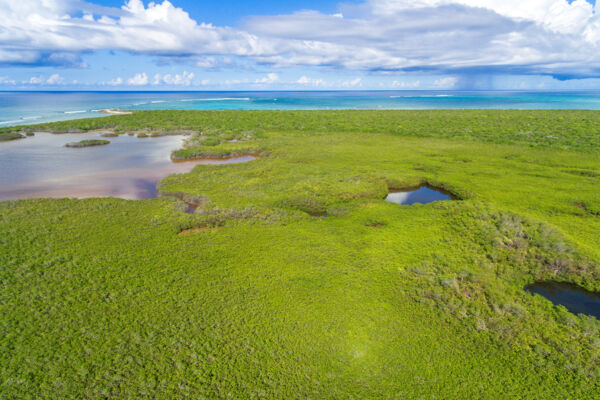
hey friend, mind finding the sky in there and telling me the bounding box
[1,0,600,90]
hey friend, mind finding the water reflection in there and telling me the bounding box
[385,185,455,205]
[0,132,254,201]
[526,281,600,319]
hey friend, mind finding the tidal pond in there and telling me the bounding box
[526,281,600,319]
[385,184,456,205]
[0,132,254,201]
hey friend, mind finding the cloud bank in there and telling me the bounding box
[0,0,599,79]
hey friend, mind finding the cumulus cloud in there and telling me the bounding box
[106,77,124,86]
[255,73,279,84]
[1,0,600,79]
[392,80,421,88]
[153,71,195,85]
[127,72,149,85]
[27,76,43,84]
[0,0,267,66]
[46,73,65,84]
[297,76,326,87]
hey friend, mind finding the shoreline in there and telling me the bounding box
[97,109,133,115]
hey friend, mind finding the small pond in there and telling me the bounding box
[0,132,254,201]
[385,184,455,205]
[525,281,600,319]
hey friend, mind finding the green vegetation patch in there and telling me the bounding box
[1,110,600,398]
[26,109,600,152]
[171,140,265,160]
[64,139,110,148]
[0,131,25,141]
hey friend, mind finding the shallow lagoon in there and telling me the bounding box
[0,132,251,201]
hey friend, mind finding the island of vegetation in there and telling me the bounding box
[1,110,599,398]
[64,139,110,148]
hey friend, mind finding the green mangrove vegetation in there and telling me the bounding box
[0,131,26,141]
[64,139,111,148]
[1,110,599,398]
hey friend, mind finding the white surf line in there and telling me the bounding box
[180,98,251,101]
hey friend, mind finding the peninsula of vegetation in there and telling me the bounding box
[1,110,599,398]
[0,131,26,141]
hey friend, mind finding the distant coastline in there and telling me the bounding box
[2,90,600,128]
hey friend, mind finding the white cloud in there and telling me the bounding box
[127,72,149,85]
[255,73,280,84]
[195,57,218,68]
[370,0,594,34]
[46,73,65,84]
[0,0,268,66]
[28,76,43,84]
[392,80,420,88]
[244,1,600,78]
[153,71,195,85]
[297,76,326,86]
[0,76,15,85]
[0,0,600,80]
[106,77,123,86]
[433,77,458,88]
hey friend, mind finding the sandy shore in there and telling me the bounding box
[98,109,133,115]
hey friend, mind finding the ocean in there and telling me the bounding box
[2,90,600,127]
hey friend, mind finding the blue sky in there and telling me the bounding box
[1,0,600,90]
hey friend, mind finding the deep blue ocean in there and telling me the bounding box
[2,90,600,127]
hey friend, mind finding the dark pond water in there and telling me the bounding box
[526,281,600,319]
[0,132,255,201]
[385,184,455,205]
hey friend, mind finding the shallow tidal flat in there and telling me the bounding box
[0,132,249,200]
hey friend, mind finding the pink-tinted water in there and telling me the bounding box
[0,132,255,201]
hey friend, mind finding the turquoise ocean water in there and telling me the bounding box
[2,91,600,127]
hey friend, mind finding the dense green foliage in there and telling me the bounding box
[6,109,600,151]
[65,139,111,148]
[1,110,599,398]
[0,131,25,141]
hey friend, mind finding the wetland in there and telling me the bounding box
[1,110,599,399]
